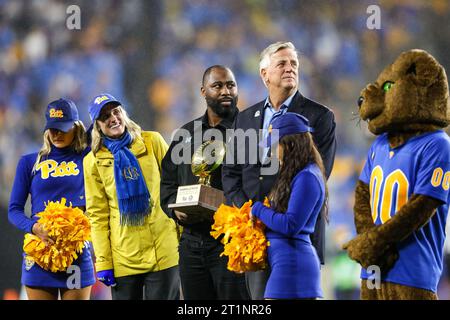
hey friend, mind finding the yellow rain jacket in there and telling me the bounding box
[83,131,179,277]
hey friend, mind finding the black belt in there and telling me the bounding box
[183,228,223,242]
[183,227,210,238]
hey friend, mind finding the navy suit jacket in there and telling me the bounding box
[222,91,336,263]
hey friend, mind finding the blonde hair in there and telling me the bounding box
[91,106,143,154]
[259,41,298,73]
[33,121,87,173]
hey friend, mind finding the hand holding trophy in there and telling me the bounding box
[168,140,226,222]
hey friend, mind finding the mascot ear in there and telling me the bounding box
[406,63,416,76]
[402,50,441,87]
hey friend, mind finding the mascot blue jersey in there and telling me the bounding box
[360,130,450,292]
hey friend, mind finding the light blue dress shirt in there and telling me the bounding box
[261,93,296,163]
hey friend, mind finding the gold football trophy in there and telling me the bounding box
[168,140,226,220]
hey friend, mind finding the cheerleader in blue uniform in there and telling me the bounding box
[8,98,95,300]
[251,113,327,299]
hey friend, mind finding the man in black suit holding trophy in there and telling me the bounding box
[160,65,249,300]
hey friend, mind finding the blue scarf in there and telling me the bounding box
[103,132,151,226]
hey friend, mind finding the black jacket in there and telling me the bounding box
[222,91,337,263]
[160,109,238,236]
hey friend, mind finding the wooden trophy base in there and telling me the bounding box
[168,184,225,219]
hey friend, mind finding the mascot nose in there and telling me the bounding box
[358,96,364,108]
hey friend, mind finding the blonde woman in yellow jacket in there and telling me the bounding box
[83,94,179,300]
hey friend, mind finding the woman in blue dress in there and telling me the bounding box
[8,98,95,299]
[251,112,327,299]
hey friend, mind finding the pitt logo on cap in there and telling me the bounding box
[94,95,109,105]
[49,108,64,118]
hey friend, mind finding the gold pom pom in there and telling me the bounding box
[23,198,91,273]
[211,199,270,273]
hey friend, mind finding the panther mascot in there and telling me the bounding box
[343,49,450,300]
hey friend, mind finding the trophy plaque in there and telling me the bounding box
[168,140,226,219]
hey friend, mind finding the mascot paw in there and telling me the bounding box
[377,245,399,274]
[342,230,389,269]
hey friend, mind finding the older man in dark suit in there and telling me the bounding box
[222,41,336,300]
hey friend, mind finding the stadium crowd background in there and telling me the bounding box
[1,0,450,299]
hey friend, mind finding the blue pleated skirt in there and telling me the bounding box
[21,242,95,288]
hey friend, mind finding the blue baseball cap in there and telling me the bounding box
[260,112,314,147]
[88,93,121,122]
[44,98,79,133]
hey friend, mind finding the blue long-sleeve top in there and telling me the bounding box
[8,146,88,234]
[251,163,325,240]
